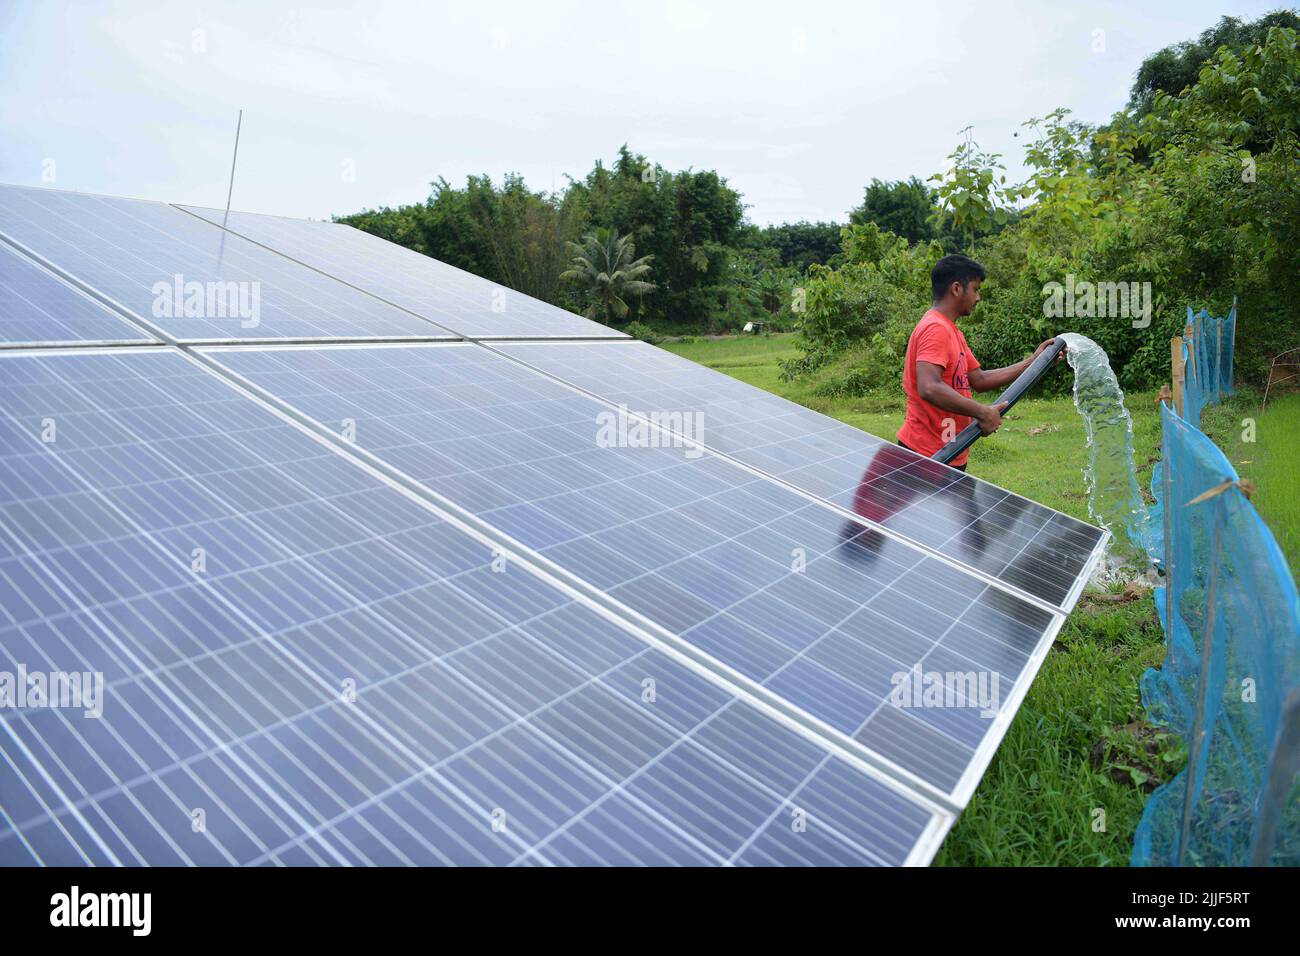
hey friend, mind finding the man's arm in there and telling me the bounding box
[916,362,1008,435]
[968,338,1061,393]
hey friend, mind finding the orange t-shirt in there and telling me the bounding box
[897,309,981,466]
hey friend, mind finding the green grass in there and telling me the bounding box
[1200,391,1300,577]
[661,333,1178,866]
[664,335,805,394]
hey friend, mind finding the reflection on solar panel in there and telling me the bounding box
[0,186,456,342]
[206,343,1063,800]
[178,204,627,340]
[0,349,945,866]
[0,242,153,345]
[495,340,1105,610]
[0,186,1108,867]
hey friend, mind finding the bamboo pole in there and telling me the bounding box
[1171,336,1185,418]
[1162,411,1175,681]
[1228,296,1237,391]
[1215,318,1223,402]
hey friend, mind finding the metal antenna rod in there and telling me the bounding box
[216,109,243,270]
[223,109,243,228]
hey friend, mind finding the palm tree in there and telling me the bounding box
[560,228,656,325]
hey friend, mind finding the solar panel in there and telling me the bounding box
[205,342,1066,802]
[494,340,1106,611]
[177,204,628,340]
[0,185,457,343]
[0,241,154,346]
[0,186,1113,866]
[0,347,946,866]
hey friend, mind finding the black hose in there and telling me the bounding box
[932,337,1068,465]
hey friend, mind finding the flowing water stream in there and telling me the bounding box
[1058,332,1153,561]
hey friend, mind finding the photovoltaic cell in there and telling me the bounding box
[178,204,627,340]
[0,242,153,345]
[0,185,456,342]
[0,348,943,866]
[495,340,1106,610]
[206,343,1062,799]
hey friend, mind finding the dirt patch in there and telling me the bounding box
[1089,719,1171,792]
[1080,581,1149,607]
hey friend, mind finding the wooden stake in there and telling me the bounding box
[1171,336,1185,417]
[1162,411,1175,689]
[1216,318,1223,401]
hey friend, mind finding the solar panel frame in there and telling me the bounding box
[0,346,951,866]
[199,341,1087,807]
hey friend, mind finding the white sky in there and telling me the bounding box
[0,1,1285,226]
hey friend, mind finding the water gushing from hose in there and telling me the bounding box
[1058,332,1153,559]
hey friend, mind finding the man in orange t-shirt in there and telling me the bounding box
[898,254,1059,470]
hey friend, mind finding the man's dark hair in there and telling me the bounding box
[931,254,986,301]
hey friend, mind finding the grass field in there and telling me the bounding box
[1200,391,1300,578]
[661,333,1179,866]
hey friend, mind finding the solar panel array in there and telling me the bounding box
[0,349,940,866]
[0,184,1107,867]
[204,343,1061,799]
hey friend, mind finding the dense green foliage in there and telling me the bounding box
[847,174,1012,251]
[849,176,936,243]
[736,220,842,271]
[1128,11,1300,118]
[338,145,768,330]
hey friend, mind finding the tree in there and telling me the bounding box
[1128,12,1300,118]
[339,174,584,307]
[929,128,1018,251]
[567,145,745,324]
[560,228,657,325]
[335,204,428,254]
[470,174,583,305]
[849,177,937,243]
[738,221,843,271]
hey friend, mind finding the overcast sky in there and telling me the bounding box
[0,1,1285,226]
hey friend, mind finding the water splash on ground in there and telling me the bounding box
[1058,332,1153,562]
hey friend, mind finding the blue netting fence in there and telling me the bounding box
[1179,302,1236,427]
[1133,305,1300,867]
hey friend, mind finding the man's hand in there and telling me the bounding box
[977,401,1009,435]
[1030,337,1065,364]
